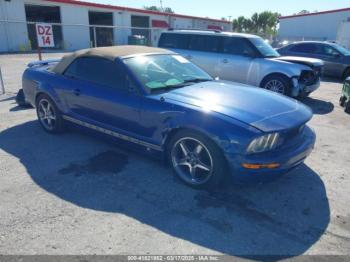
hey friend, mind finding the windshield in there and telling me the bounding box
[332,43,350,56]
[250,37,280,58]
[124,54,213,92]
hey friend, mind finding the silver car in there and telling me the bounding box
[158,30,323,97]
[277,41,350,79]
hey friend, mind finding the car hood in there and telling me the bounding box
[157,81,312,132]
[272,56,324,68]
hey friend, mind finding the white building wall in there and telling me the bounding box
[0,0,29,52]
[0,0,230,52]
[0,1,8,52]
[170,17,193,29]
[60,4,90,50]
[279,10,350,41]
[114,11,129,46]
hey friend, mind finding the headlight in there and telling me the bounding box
[247,133,280,153]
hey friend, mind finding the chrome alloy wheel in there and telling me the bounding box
[265,79,286,94]
[38,98,56,130]
[171,137,213,185]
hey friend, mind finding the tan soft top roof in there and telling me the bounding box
[53,45,172,74]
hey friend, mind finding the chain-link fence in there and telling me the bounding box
[0,20,170,53]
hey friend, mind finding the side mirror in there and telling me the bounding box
[332,53,341,59]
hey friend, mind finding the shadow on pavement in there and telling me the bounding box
[321,77,343,84]
[300,97,334,115]
[0,95,16,102]
[9,104,33,112]
[0,121,330,258]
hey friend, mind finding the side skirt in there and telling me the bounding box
[62,115,163,152]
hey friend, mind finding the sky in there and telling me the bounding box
[82,0,350,20]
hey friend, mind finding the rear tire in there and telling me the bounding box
[261,75,291,96]
[36,94,64,133]
[167,130,228,190]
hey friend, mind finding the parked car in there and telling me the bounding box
[22,46,316,188]
[340,77,350,113]
[277,41,350,79]
[158,30,323,97]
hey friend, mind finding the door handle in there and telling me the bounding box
[186,55,193,60]
[222,59,229,64]
[73,88,81,96]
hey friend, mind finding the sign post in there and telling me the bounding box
[35,23,55,61]
[0,67,5,95]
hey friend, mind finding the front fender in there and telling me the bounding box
[161,107,261,155]
[256,58,310,84]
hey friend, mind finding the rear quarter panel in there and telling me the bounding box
[22,67,67,111]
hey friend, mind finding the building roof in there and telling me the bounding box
[280,7,350,20]
[53,45,172,74]
[44,0,230,24]
[165,29,259,38]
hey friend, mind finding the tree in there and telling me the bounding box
[144,5,174,13]
[232,16,250,32]
[298,10,310,14]
[232,11,280,37]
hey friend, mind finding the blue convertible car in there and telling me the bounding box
[22,46,315,188]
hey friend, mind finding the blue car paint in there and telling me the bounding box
[22,57,316,183]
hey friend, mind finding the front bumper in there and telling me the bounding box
[291,78,321,97]
[301,80,320,94]
[225,126,316,184]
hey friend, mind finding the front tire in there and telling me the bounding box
[36,94,64,133]
[261,75,291,96]
[343,68,350,81]
[167,130,228,189]
[340,96,346,107]
[345,101,350,114]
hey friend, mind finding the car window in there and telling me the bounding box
[188,35,221,53]
[158,33,190,49]
[249,37,280,57]
[123,54,212,92]
[317,44,340,56]
[290,43,317,53]
[64,57,127,90]
[222,37,256,56]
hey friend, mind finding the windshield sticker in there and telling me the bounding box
[172,55,190,63]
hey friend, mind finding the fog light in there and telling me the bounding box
[242,163,280,169]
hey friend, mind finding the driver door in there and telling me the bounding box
[61,57,142,135]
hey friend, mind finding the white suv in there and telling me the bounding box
[158,30,323,97]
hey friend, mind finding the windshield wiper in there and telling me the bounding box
[182,78,212,83]
[150,78,212,92]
